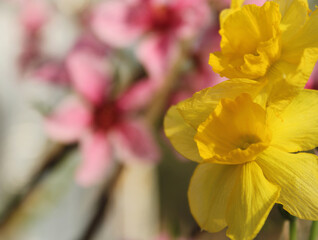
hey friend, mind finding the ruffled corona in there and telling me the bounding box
[195,94,271,164]
[210,2,282,79]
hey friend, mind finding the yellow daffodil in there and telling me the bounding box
[164,79,318,240]
[210,0,318,90]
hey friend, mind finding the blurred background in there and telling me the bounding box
[0,0,317,239]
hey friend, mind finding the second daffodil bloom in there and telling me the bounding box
[209,0,318,90]
[164,79,318,240]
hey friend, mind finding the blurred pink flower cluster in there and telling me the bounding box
[16,0,225,186]
[44,36,160,186]
[91,0,211,83]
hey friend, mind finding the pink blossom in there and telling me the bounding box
[45,49,160,186]
[91,0,211,82]
[66,48,110,105]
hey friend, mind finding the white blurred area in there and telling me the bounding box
[0,1,159,239]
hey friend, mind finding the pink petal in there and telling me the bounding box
[73,34,109,57]
[90,1,149,47]
[33,62,69,84]
[136,35,179,84]
[306,61,318,89]
[20,0,51,33]
[116,79,158,112]
[66,49,110,105]
[111,121,160,164]
[45,97,92,143]
[243,0,267,6]
[173,0,211,39]
[76,132,113,187]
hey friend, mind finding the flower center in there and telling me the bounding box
[150,5,182,33]
[93,101,120,131]
[236,135,262,150]
[194,93,271,165]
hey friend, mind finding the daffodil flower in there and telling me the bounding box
[210,0,318,91]
[164,79,318,240]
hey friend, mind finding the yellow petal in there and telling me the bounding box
[268,89,318,152]
[177,79,264,129]
[257,146,318,220]
[274,0,309,17]
[226,162,280,240]
[265,47,318,112]
[283,8,318,51]
[274,0,309,43]
[231,0,245,9]
[188,163,240,232]
[164,106,202,162]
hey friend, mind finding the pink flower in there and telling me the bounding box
[91,0,211,83]
[45,48,160,186]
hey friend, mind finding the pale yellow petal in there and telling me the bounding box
[269,89,318,152]
[273,47,318,88]
[274,0,309,17]
[274,0,309,43]
[257,147,318,220]
[226,162,280,240]
[177,79,264,129]
[219,0,244,26]
[164,106,202,162]
[188,163,240,232]
[283,8,318,51]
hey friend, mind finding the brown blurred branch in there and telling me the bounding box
[0,143,77,228]
[145,41,192,126]
[79,164,124,240]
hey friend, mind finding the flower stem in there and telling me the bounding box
[309,221,318,240]
[289,216,297,240]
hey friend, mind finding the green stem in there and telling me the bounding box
[309,221,318,240]
[289,216,297,240]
